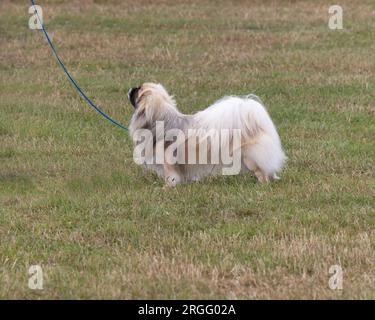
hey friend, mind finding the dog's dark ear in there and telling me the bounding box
[128,87,141,108]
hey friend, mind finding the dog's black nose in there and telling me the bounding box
[128,87,140,108]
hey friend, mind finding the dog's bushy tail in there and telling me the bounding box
[243,96,286,177]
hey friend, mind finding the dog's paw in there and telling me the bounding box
[165,175,178,187]
[255,170,269,183]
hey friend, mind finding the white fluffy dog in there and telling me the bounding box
[128,83,286,187]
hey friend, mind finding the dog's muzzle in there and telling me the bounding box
[128,87,140,108]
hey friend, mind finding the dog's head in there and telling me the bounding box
[128,83,176,123]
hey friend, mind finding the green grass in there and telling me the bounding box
[0,0,374,299]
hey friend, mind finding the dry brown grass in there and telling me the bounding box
[0,0,374,299]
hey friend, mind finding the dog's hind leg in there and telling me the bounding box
[242,147,269,183]
[241,133,285,183]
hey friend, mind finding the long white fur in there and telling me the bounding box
[194,96,286,177]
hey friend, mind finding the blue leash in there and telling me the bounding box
[30,0,128,131]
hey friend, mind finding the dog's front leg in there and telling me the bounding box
[163,163,183,187]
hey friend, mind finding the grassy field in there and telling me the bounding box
[0,0,374,299]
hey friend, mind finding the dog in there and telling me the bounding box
[128,83,286,187]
